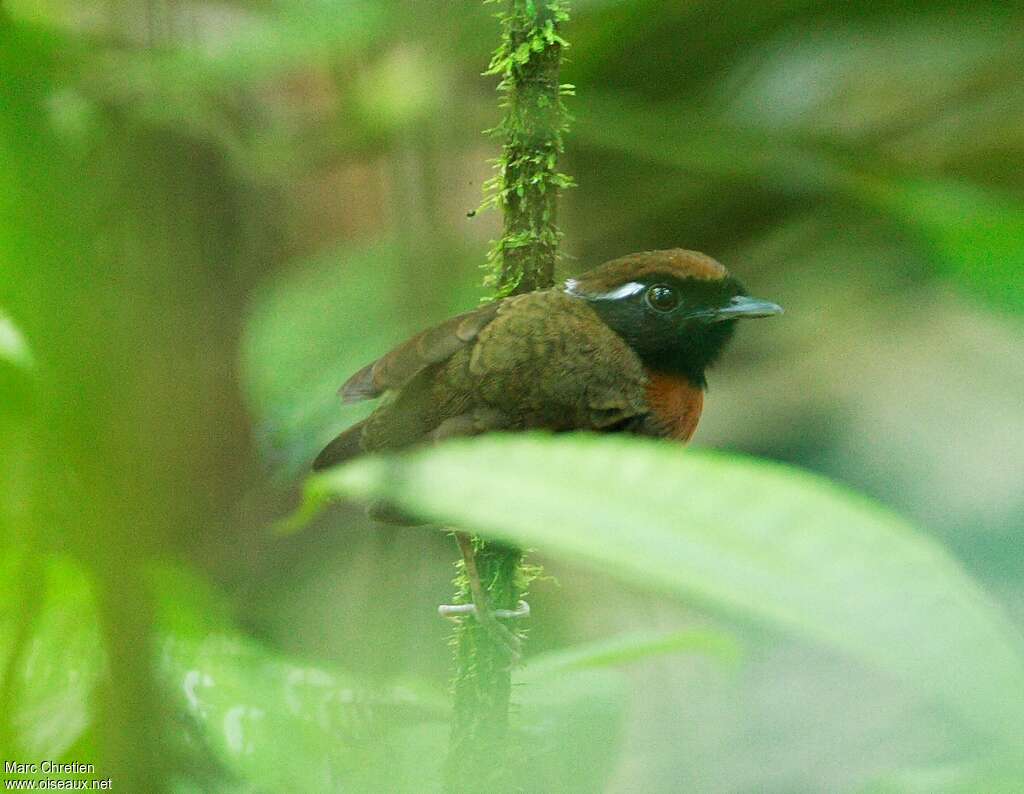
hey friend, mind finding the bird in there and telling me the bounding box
[314,248,781,471]
[313,248,781,652]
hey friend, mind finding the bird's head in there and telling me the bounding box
[565,249,782,388]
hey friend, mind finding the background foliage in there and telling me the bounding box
[2,1,1023,791]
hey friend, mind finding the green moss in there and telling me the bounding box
[480,0,574,297]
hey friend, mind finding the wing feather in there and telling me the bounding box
[339,301,502,403]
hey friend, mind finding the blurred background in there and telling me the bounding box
[2,1,1023,791]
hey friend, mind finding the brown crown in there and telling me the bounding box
[572,249,728,293]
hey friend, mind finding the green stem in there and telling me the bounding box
[446,539,525,791]
[483,0,573,297]
[445,1,571,791]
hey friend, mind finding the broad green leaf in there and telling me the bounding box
[523,627,740,680]
[308,433,1024,747]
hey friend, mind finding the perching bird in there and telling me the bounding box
[314,248,781,471]
[314,248,781,652]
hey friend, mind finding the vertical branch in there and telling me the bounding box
[446,537,528,791]
[446,1,572,791]
[484,0,573,297]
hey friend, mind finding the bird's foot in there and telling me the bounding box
[446,530,529,662]
[438,600,530,661]
[438,601,531,620]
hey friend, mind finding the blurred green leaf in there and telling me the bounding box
[512,669,627,794]
[574,91,854,193]
[241,240,404,477]
[577,93,1024,317]
[0,547,452,789]
[159,633,448,792]
[0,311,34,372]
[147,562,236,639]
[0,553,104,758]
[93,1,386,88]
[242,238,484,478]
[864,759,1024,794]
[0,310,35,414]
[0,555,248,758]
[307,433,1024,747]
[523,627,741,680]
[862,177,1024,314]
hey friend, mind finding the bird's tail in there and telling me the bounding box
[312,419,367,471]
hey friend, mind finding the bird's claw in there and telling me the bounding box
[437,600,530,620]
[438,600,529,662]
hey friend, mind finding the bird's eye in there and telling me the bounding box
[645,284,679,313]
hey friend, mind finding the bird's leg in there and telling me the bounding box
[438,531,528,662]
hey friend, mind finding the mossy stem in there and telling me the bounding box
[445,1,572,791]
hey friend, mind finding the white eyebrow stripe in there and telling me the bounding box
[564,280,645,301]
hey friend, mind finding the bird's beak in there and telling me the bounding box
[695,295,783,323]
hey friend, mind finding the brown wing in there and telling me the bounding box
[445,290,651,432]
[314,302,502,470]
[317,291,651,471]
[340,301,502,403]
